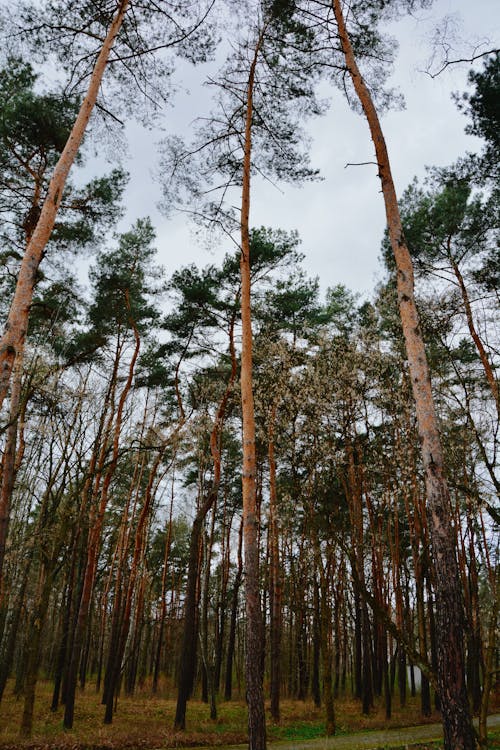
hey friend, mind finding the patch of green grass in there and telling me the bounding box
[271,721,326,740]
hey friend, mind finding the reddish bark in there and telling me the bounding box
[447,248,499,416]
[239,27,267,750]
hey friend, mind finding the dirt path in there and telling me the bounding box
[220,715,500,750]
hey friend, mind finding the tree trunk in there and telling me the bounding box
[311,579,321,708]
[331,3,476,747]
[0,552,32,702]
[20,564,53,737]
[214,506,232,695]
[153,493,175,694]
[268,404,282,721]
[448,251,499,416]
[224,518,243,701]
[0,353,23,593]
[239,29,267,750]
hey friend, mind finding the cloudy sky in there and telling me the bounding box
[96,0,498,301]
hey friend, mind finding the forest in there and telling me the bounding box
[0,2,498,750]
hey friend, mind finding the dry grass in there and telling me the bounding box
[0,680,496,750]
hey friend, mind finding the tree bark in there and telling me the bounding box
[239,27,267,750]
[268,403,282,721]
[153,492,175,693]
[0,353,23,593]
[448,250,499,416]
[331,3,475,747]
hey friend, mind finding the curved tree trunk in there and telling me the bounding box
[448,251,499,417]
[331,3,475,748]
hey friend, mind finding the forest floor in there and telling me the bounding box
[0,681,498,750]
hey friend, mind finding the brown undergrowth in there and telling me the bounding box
[0,679,495,750]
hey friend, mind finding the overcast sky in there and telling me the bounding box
[94,0,498,302]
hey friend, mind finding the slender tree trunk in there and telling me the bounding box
[20,564,53,737]
[478,507,498,748]
[200,505,217,707]
[268,404,282,721]
[64,326,138,729]
[0,353,23,594]
[320,570,335,735]
[331,3,475,747]
[104,335,169,724]
[448,251,499,416]
[52,524,81,710]
[153,491,175,694]
[239,30,267,750]
[312,579,321,708]
[214,506,232,694]
[0,552,32,702]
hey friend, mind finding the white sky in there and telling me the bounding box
[90,0,499,301]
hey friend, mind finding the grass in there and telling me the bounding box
[265,694,442,740]
[0,679,497,750]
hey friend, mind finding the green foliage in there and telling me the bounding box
[149,516,192,590]
[0,58,79,156]
[164,264,224,340]
[460,52,500,170]
[88,218,162,335]
[385,172,498,302]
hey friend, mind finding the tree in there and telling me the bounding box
[0,0,215,410]
[63,219,162,729]
[397,175,499,416]
[457,52,500,181]
[169,262,238,730]
[330,1,476,747]
[0,57,127,595]
[0,2,130,410]
[162,2,324,744]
